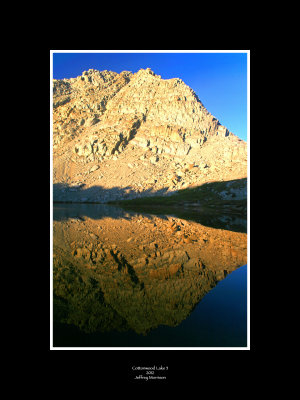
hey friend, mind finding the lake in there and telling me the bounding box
[52,203,247,347]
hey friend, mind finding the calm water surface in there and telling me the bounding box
[52,203,247,347]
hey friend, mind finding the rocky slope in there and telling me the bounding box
[53,204,247,334]
[53,68,247,203]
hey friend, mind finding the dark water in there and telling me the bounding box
[52,203,247,348]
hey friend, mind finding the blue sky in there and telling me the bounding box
[52,52,248,141]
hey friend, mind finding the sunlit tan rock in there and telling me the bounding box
[53,68,247,203]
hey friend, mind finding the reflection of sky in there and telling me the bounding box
[52,52,247,142]
[132,264,247,347]
[184,264,247,346]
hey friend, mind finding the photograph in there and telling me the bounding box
[50,50,249,359]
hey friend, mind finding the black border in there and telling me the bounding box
[45,48,257,386]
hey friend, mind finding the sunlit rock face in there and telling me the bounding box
[53,68,247,203]
[53,205,247,335]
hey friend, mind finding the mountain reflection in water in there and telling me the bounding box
[53,204,247,346]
